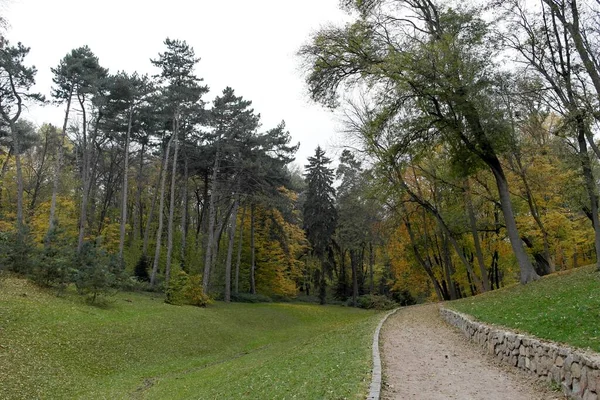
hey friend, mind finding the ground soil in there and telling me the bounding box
[381,303,564,400]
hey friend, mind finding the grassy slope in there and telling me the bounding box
[449,265,600,352]
[0,278,381,399]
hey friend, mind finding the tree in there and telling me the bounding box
[300,0,540,284]
[303,146,337,304]
[203,87,259,294]
[0,42,44,234]
[150,38,208,287]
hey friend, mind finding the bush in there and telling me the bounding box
[134,254,150,282]
[73,242,126,304]
[32,227,72,289]
[390,288,417,306]
[165,270,211,307]
[353,294,397,310]
[0,229,34,275]
[230,292,273,303]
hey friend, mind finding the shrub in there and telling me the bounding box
[165,271,211,307]
[184,275,211,307]
[354,294,397,310]
[230,293,273,303]
[390,288,417,306]
[0,228,34,275]
[73,242,125,304]
[32,227,72,289]
[134,254,150,282]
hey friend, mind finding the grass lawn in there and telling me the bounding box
[0,277,381,399]
[448,265,600,352]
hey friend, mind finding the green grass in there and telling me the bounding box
[0,278,381,399]
[448,265,600,352]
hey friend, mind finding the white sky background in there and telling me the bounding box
[3,0,350,168]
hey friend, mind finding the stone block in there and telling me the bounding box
[573,363,582,379]
[583,389,598,400]
[556,356,565,367]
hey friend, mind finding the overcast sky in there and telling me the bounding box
[3,0,349,167]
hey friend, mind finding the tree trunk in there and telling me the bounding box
[234,205,246,294]
[10,122,24,233]
[369,242,374,294]
[150,132,174,287]
[250,203,256,295]
[180,154,189,270]
[48,90,72,237]
[29,127,50,213]
[142,144,163,257]
[202,147,221,293]
[224,195,240,302]
[77,94,89,253]
[576,118,600,271]
[350,250,358,306]
[165,114,179,287]
[489,162,539,283]
[464,179,490,290]
[134,141,146,242]
[119,104,133,260]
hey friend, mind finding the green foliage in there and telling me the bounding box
[230,292,273,303]
[353,294,397,310]
[165,270,210,307]
[73,242,125,304]
[0,228,34,275]
[390,288,417,306]
[32,227,71,289]
[450,266,600,351]
[133,254,150,281]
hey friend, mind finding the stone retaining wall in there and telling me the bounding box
[440,307,600,400]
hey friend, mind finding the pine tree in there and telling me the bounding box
[303,146,337,304]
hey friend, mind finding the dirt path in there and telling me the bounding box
[381,304,563,400]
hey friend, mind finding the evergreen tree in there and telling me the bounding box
[303,146,337,304]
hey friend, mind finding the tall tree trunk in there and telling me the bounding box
[180,154,189,270]
[134,141,146,242]
[464,179,490,291]
[250,203,256,295]
[369,242,374,294]
[202,147,221,293]
[119,104,133,260]
[350,250,358,306]
[234,205,246,294]
[10,123,24,233]
[224,195,240,302]
[48,90,73,238]
[489,163,539,283]
[29,126,50,213]
[165,114,179,287]
[576,118,600,271]
[142,146,163,257]
[150,132,174,287]
[77,94,89,253]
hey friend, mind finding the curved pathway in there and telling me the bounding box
[380,304,563,400]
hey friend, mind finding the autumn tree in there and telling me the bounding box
[300,0,540,284]
[0,42,44,235]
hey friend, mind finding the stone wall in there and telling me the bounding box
[440,307,600,400]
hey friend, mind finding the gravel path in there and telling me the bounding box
[381,304,563,400]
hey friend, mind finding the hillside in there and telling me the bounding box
[0,278,381,399]
[448,266,600,352]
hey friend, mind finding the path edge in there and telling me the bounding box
[440,306,600,400]
[367,307,400,400]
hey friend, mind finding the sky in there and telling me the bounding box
[2,0,350,168]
